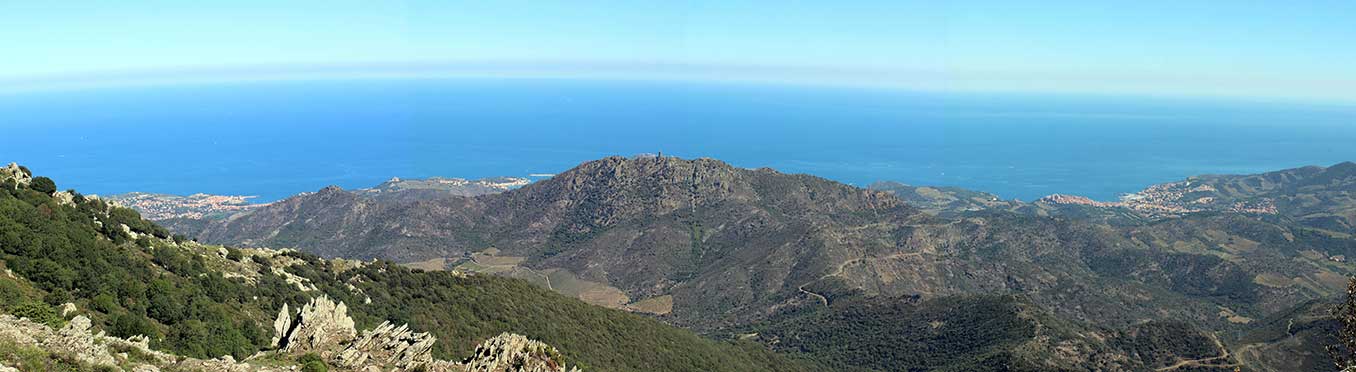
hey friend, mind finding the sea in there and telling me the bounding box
[2,78,1355,203]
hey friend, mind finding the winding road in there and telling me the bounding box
[797,251,926,306]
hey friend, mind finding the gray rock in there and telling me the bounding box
[52,191,76,206]
[281,295,357,354]
[49,316,117,367]
[271,303,292,348]
[0,163,31,189]
[337,321,437,369]
[454,333,579,372]
[268,296,574,371]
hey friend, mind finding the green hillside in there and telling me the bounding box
[0,165,812,371]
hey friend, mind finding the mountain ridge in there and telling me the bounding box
[110,156,1356,371]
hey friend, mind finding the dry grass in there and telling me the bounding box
[401,257,447,271]
[1252,273,1293,288]
[626,295,674,315]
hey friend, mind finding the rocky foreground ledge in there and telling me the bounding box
[0,296,577,372]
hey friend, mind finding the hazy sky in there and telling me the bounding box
[3,1,1355,101]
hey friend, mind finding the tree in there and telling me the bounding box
[1330,277,1356,370]
[30,176,56,194]
[110,312,158,339]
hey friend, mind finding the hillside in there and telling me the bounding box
[0,163,812,371]
[865,181,1022,217]
[180,156,1356,371]
[1167,162,1356,234]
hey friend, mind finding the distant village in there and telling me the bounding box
[104,192,265,220]
[1039,180,1278,218]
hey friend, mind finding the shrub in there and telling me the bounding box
[226,248,244,262]
[110,312,158,339]
[301,361,329,372]
[8,301,62,328]
[298,353,329,372]
[29,177,56,194]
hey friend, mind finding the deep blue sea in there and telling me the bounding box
[2,78,1355,202]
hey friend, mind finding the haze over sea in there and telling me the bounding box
[2,78,1355,202]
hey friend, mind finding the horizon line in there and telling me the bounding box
[2,61,1356,107]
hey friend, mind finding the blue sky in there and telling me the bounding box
[3,1,1355,101]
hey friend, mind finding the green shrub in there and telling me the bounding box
[226,248,244,262]
[298,353,329,372]
[110,312,159,339]
[29,177,56,194]
[9,301,62,328]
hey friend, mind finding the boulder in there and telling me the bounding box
[59,303,78,317]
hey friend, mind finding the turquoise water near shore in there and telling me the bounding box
[2,78,1354,202]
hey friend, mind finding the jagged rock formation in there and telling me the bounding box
[270,303,291,348]
[337,321,437,368]
[280,295,357,355]
[0,304,578,371]
[51,316,117,367]
[0,163,31,188]
[269,295,577,371]
[453,333,580,372]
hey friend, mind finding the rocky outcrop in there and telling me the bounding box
[270,303,292,348]
[268,295,577,371]
[51,316,118,367]
[2,303,578,371]
[52,190,76,206]
[0,163,31,188]
[455,333,580,372]
[0,314,278,371]
[337,321,437,369]
[280,295,356,355]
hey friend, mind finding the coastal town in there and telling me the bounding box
[1038,180,1278,218]
[104,192,266,220]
